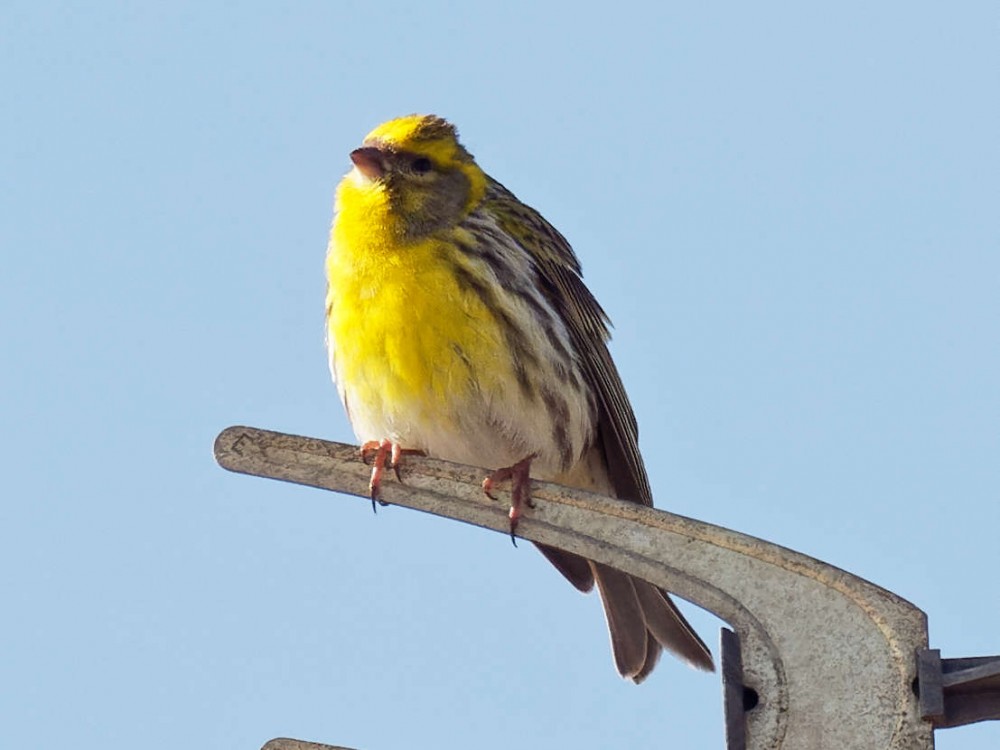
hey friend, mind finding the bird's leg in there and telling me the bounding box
[482,454,536,545]
[360,440,424,512]
[360,440,392,511]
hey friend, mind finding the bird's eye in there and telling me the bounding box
[411,156,433,174]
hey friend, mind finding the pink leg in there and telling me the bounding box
[360,440,424,512]
[360,439,392,511]
[482,454,536,545]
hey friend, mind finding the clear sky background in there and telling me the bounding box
[2,3,997,749]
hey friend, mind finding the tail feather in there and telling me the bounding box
[536,547,714,680]
[632,630,662,684]
[535,441,715,680]
[591,562,648,679]
[534,543,594,593]
[634,578,714,672]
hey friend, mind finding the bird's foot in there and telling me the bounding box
[482,454,536,546]
[360,440,424,511]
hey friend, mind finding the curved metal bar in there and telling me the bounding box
[215,426,933,750]
[262,740,357,750]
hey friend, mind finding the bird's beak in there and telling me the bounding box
[350,147,386,181]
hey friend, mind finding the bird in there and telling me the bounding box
[324,114,713,682]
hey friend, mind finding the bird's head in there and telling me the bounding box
[336,114,488,239]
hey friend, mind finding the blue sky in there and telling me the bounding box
[2,2,997,748]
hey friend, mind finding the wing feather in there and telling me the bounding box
[485,178,652,505]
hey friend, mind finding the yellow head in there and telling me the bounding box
[335,114,488,240]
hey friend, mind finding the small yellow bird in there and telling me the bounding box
[325,114,713,681]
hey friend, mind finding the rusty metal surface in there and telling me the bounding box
[216,426,934,750]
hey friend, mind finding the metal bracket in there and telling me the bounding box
[214,426,995,749]
[917,649,1000,728]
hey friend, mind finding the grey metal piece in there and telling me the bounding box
[721,627,753,748]
[262,739,358,750]
[918,650,1000,728]
[213,425,968,749]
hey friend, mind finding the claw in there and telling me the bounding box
[361,439,393,512]
[482,454,536,546]
[359,440,424,512]
[390,442,404,482]
[481,475,499,502]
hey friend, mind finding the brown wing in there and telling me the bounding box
[485,178,652,506]
[485,178,713,677]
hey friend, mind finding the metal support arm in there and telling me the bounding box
[213,426,995,749]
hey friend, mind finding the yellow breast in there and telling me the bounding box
[326,214,509,433]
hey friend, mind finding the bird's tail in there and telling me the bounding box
[538,544,714,681]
